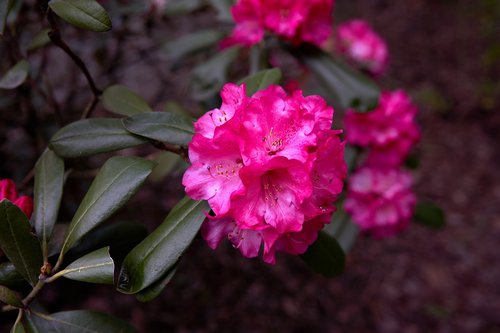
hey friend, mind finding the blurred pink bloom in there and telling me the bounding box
[0,178,33,218]
[344,90,420,167]
[183,83,346,263]
[344,167,416,238]
[222,0,334,48]
[336,19,389,75]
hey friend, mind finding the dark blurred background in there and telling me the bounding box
[1,0,499,332]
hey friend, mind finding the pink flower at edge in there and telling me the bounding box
[0,178,33,219]
[335,19,389,76]
[183,83,346,264]
[344,167,416,238]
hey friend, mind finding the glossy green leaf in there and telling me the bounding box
[27,29,51,51]
[135,265,177,302]
[0,285,23,307]
[238,68,282,96]
[0,262,25,288]
[60,156,155,255]
[0,0,12,36]
[123,112,194,146]
[0,201,43,286]
[33,149,65,259]
[414,202,446,229]
[48,0,112,32]
[191,46,239,101]
[57,247,114,284]
[24,310,138,333]
[299,47,380,111]
[118,197,208,294]
[49,118,148,158]
[0,60,29,90]
[149,151,182,182]
[163,30,224,64]
[102,85,152,116]
[11,319,26,333]
[301,231,345,277]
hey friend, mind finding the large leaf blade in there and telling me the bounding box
[118,197,208,294]
[0,60,29,90]
[60,156,155,255]
[301,231,345,277]
[24,310,138,333]
[48,0,112,32]
[163,30,224,64]
[238,68,282,96]
[33,149,65,258]
[57,247,114,284]
[0,285,23,307]
[49,118,148,158]
[0,201,43,286]
[414,202,446,229]
[102,85,152,116]
[123,112,194,146]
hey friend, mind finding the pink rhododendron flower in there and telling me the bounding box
[336,19,389,75]
[0,178,33,218]
[222,0,334,48]
[183,83,346,263]
[344,167,416,238]
[344,90,420,167]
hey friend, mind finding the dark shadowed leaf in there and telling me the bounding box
[414,202,446,229]
[164,0,203,17]
[191,46,239,101]
[0,201,43,286]
[325,207,360,253]
[33,149,65,259]
[0,285,23,307]
[26,29,51,51]
[102,85,152,116]
[56,247,114,284]
[60,156,155,255]
[0,0,12,36]
[49,118,148,158]
[163,30,224,64]
[11,319,26,333]
[207,0,233,22]
[123,112,194,146]
[135,265,177,302]
[48,0,112,32]
[301,231,345,277]
[0,262,25,289]
[299,47,380,111]
[118,197,208,294]
[0,60,29,89]
[24,310,138,333]
[238,68,282,96]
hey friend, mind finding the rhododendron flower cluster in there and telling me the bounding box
[344,167,416,238]
[0,178,33,218]
[335,19,389,75]
[222,0,334,48]
[182,83,346,263]
[344,90,420,168]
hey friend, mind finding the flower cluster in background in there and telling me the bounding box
[0,178,33,219]
[222,0,334,48]
[183,83,346,263]
[335,19,389,76]
[344,91,420,237]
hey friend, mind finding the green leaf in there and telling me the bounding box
[135,265,177,302]
[299,47,380,111]
[57,247,114,284]
[325,206,359,253]
[206,0,233,22]
[48,0,112,32]
[0,60,29,90]
[0,0,12,36]
[24,310,138,333]
[301,231,345,277]
[0,201,43,286]
[102,85,152,116]
[118,197,208,294]
[60,156,155,255]
[33,149,65,259]
[191,46,239,101]
[123,112,194,146]
[49,118,148,158]
[238,68,282,96]
[0,285,23,307]
[163,30,225,64]
[414,202,446,229]
[0,262,25,289]
[164,0,204,17]
[149,151,182,182]
[11,319,26,333]
[26,29,51,51]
